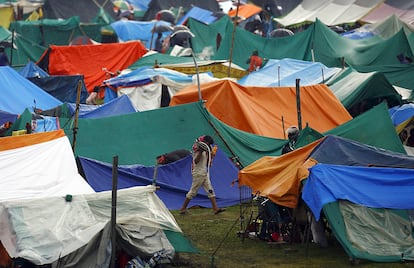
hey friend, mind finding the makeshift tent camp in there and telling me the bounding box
[238,102,406,209]
[303,164,414,263]
[170,79,352,139]
[37,41,147,93]
[78,147,241,210]
[188,16,414,91]
[0,66,62,115]
[326,67,403,116]
[273,0,383,27]
[103,66,193,111]
[238,58,341,87]
[0,130,197,266]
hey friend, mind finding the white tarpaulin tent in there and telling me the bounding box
[274,0,384,27]
[0,130,95,201]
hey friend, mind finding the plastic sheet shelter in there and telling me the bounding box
[238,102,407,209]
[37,41,147,93]
[170,79,352,139]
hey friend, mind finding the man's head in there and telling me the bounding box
[286,126,299,141]
[198,135,214,146]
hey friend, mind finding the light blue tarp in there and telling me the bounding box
[303,163,414,220]
[104,66,193,88]
[176,6,218,25]
[110,20,172,49]
[0,66,62,115]
[238,58,341,87]
[79,148,241,210]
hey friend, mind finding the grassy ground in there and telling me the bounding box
[170,204,414,268]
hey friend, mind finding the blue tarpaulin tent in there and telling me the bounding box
[0,66,62,115]
[79,148,241,210]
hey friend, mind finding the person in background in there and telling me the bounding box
[247,50,263,72]
[281,126,299,154]
[0,46,10,66]
[179,135,225,215]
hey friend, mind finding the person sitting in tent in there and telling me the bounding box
[281,126,299,154]
[247,50,263,72]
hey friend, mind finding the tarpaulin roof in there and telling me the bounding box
[304,163,414,221]
[0,66,62,115]
[42,0,117,22]
[176,6,219,25]
[0,130,95,201]
[274,0,384,27]
[59,101,287,167]
[110,19,173,49]
[18,61,49,78]
[189,16,414,91]
[238,58,341,87]
[28,75,89,104]
[361,0,414,28]
[238,102,406,208]
[66,94,138,119]
[37,41,147,93]
[326,67,403,114]
[354,14,414,40]
[142,0,221,22]
[79,147,241,210]
[170,79,352,139]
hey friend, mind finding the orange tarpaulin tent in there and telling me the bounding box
[38,41,147,93]
[170,80,352,139]
[238,139,321,208]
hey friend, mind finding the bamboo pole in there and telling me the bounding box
[296,79,302,131]
[227,0,240,77]
[110,155,118,268]
[71,80,82,152]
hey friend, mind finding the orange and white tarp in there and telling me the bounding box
[170,80,352,139]
[0,130,95,201]
[39,41,147,92]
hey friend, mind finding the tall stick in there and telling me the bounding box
[227,0,240,77]
[191,49,202,101]
[110,155,119,268]
[71,80,82,152]
[296,79,302,131]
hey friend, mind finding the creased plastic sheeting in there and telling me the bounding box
[44,41,147,93]
[170,80,352,139]
[303,163,414,220]
[0,185,181,265]
[274,0,383,27]
[80,148,241,210]
[0,66,62,115]
[340,201,414,261]
[0,130,95,201]
[238,58,341,87]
